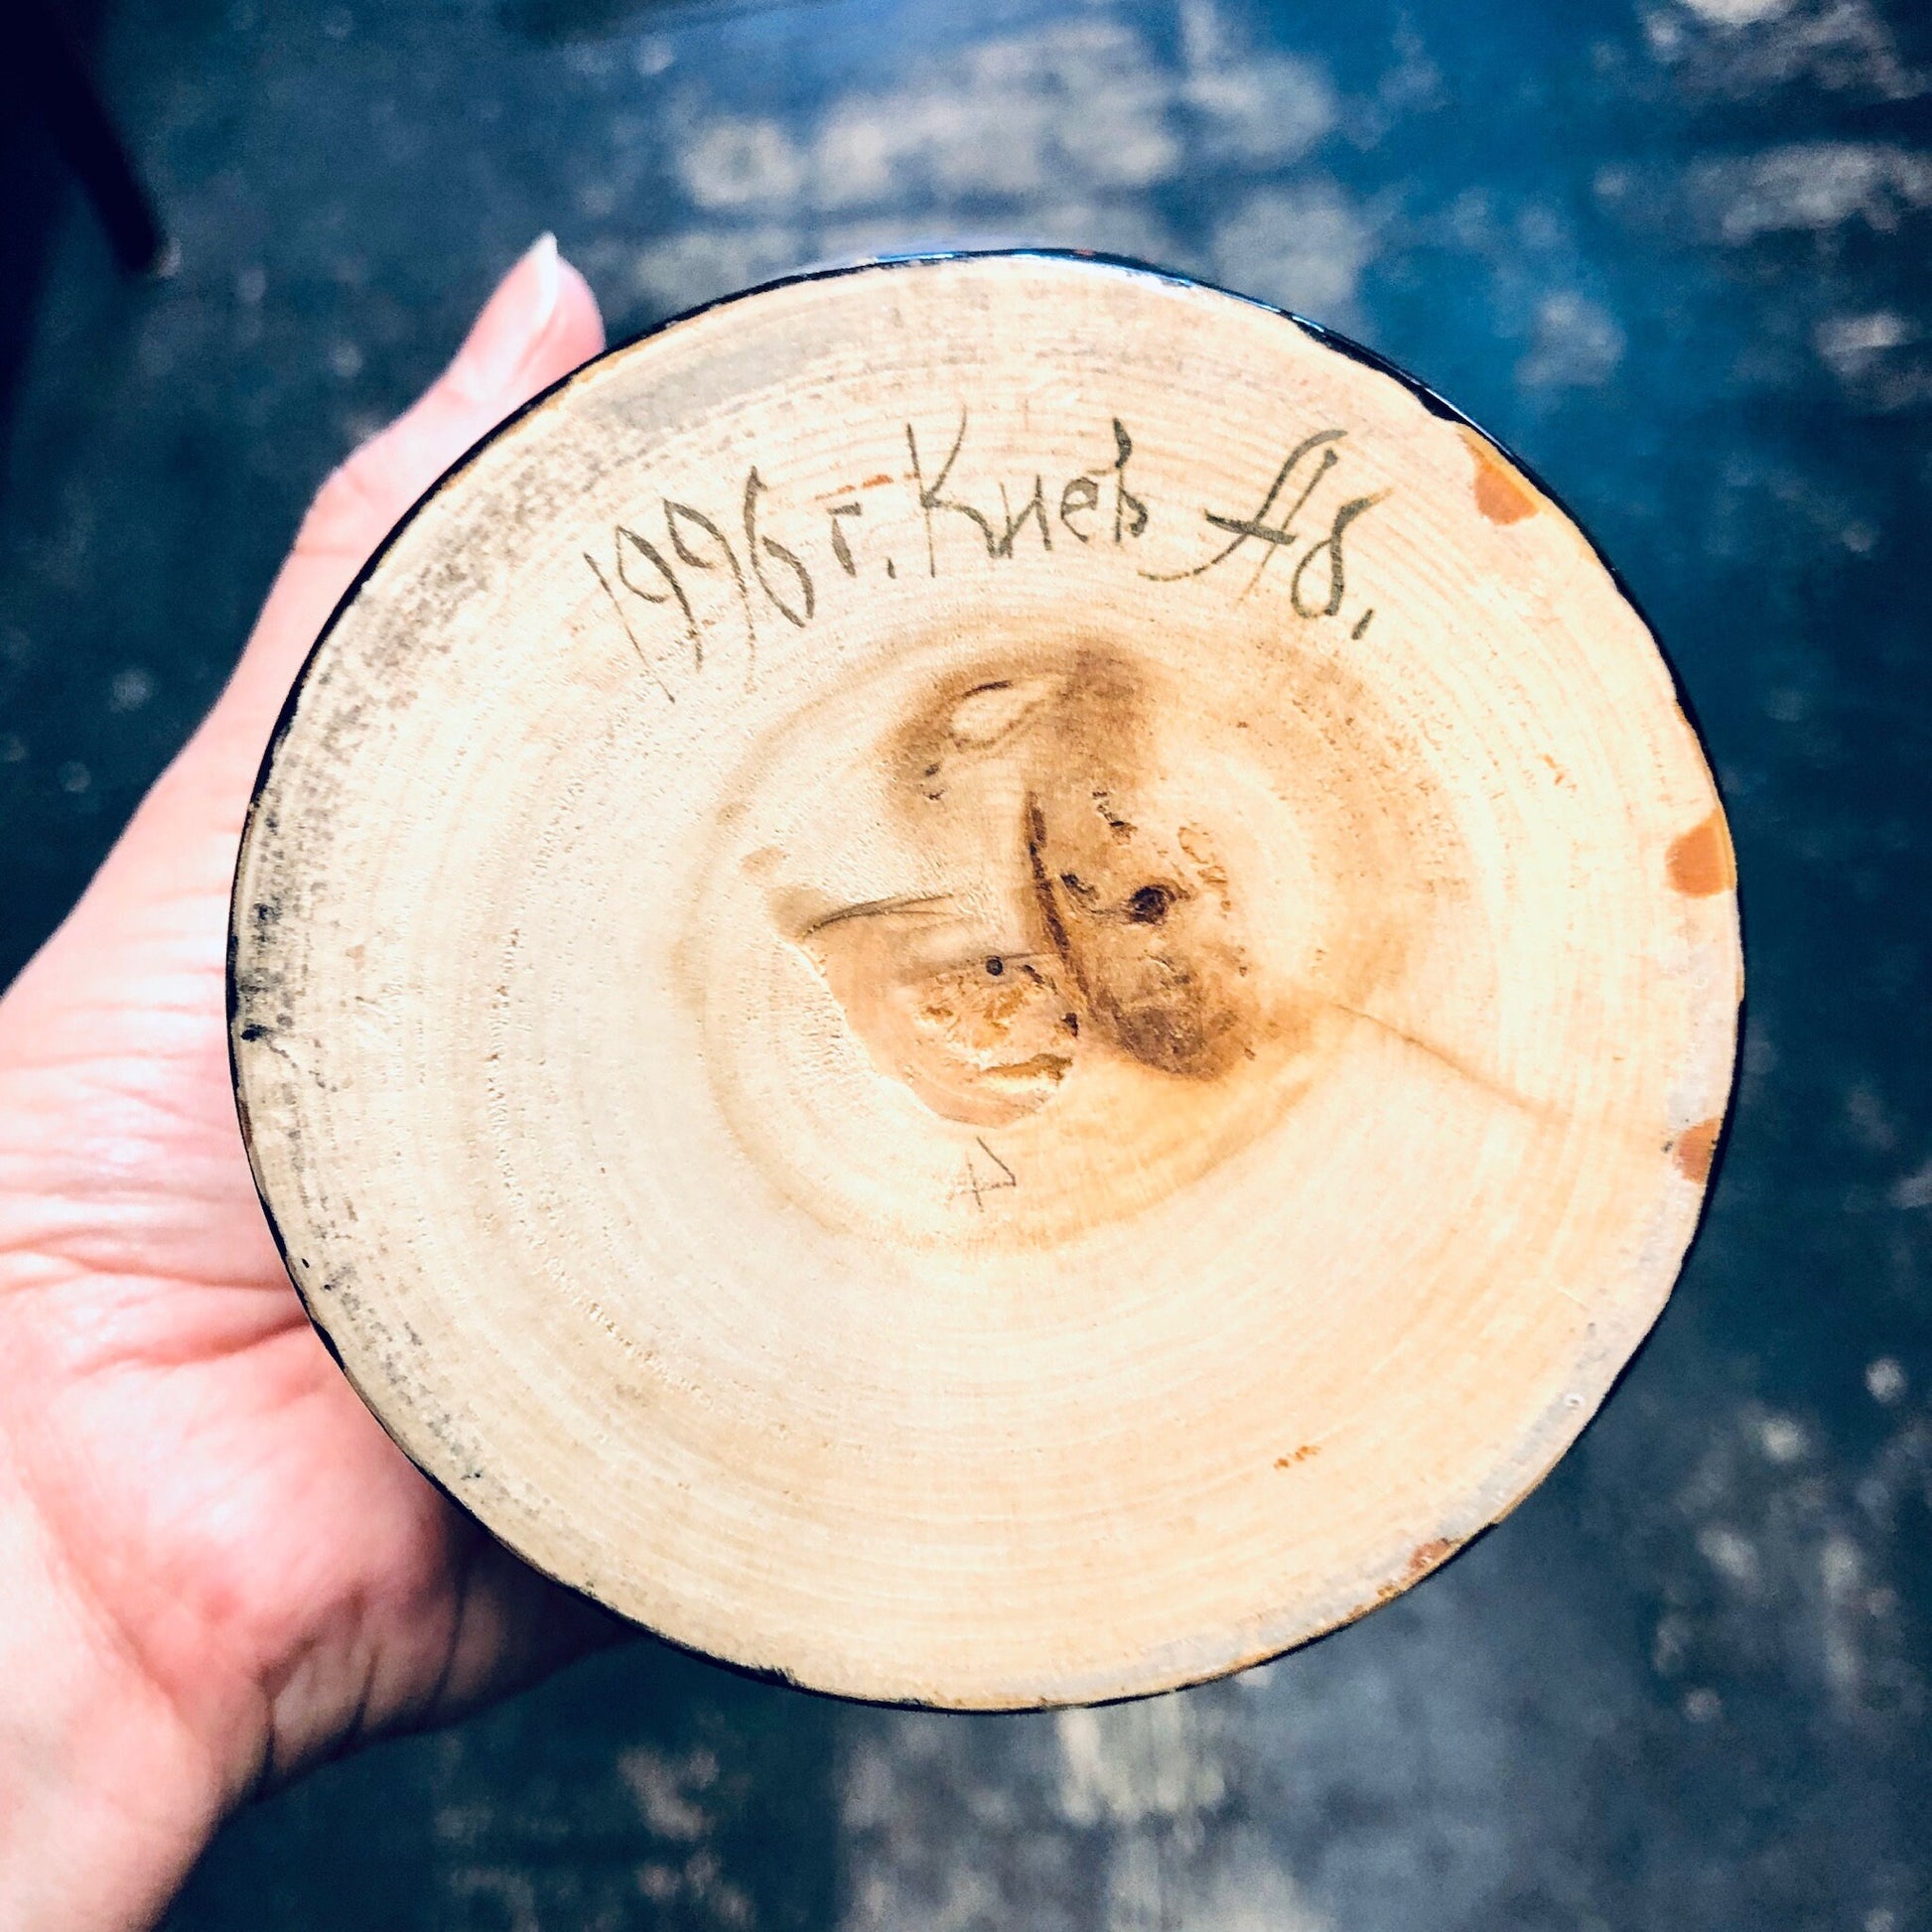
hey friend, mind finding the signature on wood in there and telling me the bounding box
[583,409,1387,699]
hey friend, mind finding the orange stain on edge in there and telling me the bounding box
[1674,1116,1723,1186]
[1459,427,1538,524]
[1405,1537,1456,1581]
[1667,811,1736,896]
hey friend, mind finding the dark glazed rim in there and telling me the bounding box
[226,247,1745,1710]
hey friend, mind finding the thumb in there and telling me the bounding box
[0,240,601,1052]
[190,234,605,798]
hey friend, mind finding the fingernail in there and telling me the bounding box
[462,233,562,392]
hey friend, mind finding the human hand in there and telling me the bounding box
[0,237,611,1932]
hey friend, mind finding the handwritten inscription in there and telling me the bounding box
[585,410,1386,696]
[953,1137,1019,1212]
[1142,427,1387,617]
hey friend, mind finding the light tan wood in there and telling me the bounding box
[230,254,1740,1707]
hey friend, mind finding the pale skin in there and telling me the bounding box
[0,237,613,1931]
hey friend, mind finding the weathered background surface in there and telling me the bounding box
[3,1,1929,1926]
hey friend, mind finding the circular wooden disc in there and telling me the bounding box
[232,253,1739,1707]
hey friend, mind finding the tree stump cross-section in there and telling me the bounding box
[231,253,1741,1708]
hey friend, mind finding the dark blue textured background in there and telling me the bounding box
[4,2,1929,1926]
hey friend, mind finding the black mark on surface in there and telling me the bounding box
[588,543,678,699]
[1136,425,1388,626]
[960,1136,1019,1210]
[798,893,951,937]
[828,501,862,576]
[1145,430,1344,587]
[1058,475,1099,543]
[1026,794,1081,999]
[1291,492,1388,620]
[1111,418,1149,543]
[907,411,996,575]
[744,467,814,627]
[666,498,757,683]
[995,477,1052,557]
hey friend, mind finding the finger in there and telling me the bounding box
[191,234,605,794]
[15,238,604,1002]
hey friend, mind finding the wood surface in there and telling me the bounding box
[230,253,1741,1707]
